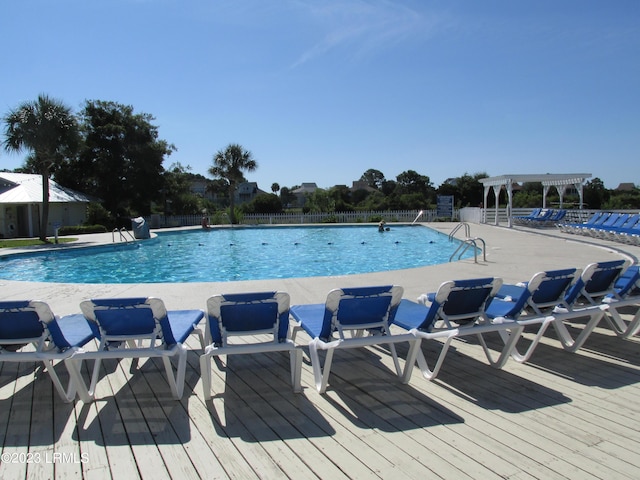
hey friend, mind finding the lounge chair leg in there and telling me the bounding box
[401,338,422,384]
[605,308,640,338]
[387,342,403,377]
[162,350,185,399]
[309,340,334,394]
[200,353,213,400]
[417,337,455,381]
[65,357,99,403]
[554,309,606,352]
[477,325,524,368]
[43,360,76,403]
[499,321,552,363]
[290,348,303,393]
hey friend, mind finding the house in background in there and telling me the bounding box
[0,172,93,238]
[235,182,268,205]
[291,183,318,207]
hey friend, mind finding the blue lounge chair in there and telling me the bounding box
[513,208,541,224]
[559,211,610,234]
[595,214,640,239]
[69,297,205,402]
[290,285,415,393]
[549,259,630,351]
[0,301,98,402]
[199,291,302,399]
[581,212,623,236]
[514,208,554,226]
[484,268,582,362]
[527,209,567,228]
[611,218,640,245]
[391,278,524,383]
[601,265,640,338]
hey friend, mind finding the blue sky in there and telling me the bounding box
[1,0,638,190]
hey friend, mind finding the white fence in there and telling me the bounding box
[146,209,460,228]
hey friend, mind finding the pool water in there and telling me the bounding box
[0,225,473,284]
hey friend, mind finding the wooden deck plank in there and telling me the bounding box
[318,343,578,479]
[0,361,35,480]
[84,358,145,480]
[359,335,623,479]
[200,351,380,479]
[224,334,461,479]
[29,370,57,480]
[405,330,640,479]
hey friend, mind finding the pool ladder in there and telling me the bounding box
[448,223,486,263]
[112,227,135,243]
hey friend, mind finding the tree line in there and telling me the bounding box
[2,95,638,238]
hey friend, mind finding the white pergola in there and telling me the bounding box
[479,173,592,228]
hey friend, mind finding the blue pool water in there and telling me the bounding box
[0,225,473,284]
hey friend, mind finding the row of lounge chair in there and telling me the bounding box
[1,259,639,401]
[558,211,640,244]
[513,208,567,227]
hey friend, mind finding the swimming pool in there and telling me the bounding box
[0,225,473,283]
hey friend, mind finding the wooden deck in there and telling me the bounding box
[2,311,640,480]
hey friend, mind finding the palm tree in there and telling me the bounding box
[208,144,257,224]
[3,95,79,241]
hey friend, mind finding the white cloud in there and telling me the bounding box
[289,0,445,68]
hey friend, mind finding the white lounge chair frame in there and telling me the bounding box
[200,292,302,400]
[395,279,524,383]
[290,286,416,394]
[0,301,94,403]
[67,298,205,402]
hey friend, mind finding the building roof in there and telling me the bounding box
[0,172,93,204]
[479,173,592,188]
[292,183,318,194]
[616,182,636,191]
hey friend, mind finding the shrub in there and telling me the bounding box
[58,225,108,235]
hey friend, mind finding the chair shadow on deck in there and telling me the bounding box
[204,352,336,442]
[518,326,640,389]
[0,363,78,446]
[393,335,573,414]
[72,355,202,446]
[313,344,465,431]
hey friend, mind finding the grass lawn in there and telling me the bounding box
[0,238,77,248]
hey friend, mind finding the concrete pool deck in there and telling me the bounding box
[1,222,638,315]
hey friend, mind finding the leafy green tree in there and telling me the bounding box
[456,172,486,207]
[162,163,204,214]
[604,188,640,209]
[360,190,389,210]
[279,186,296,209]
[360,169,385,189]
[2,94,80,240]
[208,143,257,224]
[583,177,610,209]
[350,188,370,208]
[396,170,433,196]
[241,193,283,214]
[57,100,174,218]
[329,185,353,210]
[304,189,333,213]
[380,179,397,196]
[206,178,230,208]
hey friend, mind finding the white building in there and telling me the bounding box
[0,172,93,238]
